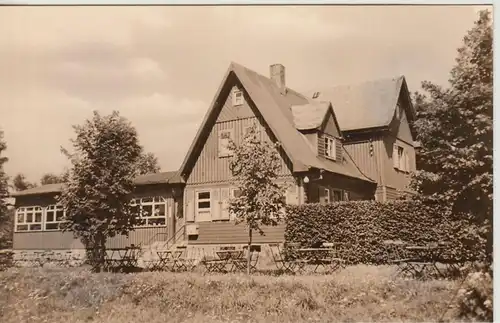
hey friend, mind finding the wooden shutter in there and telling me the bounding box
[211,189,220,221]
[332,138,337,160]
[318,186,328,205]
[285,184,298,205]
[220,187,230,220]
[404,151,410,172]
[185,189,195,222]
[392,145,399,169]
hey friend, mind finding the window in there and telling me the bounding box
[15,206,43,231]
[131,196,167,227]
[231,188,241,198]
[324,136,336,160]
[324,188,330,203]
[45,205,65,230]
[196,191,211,216]
[218,128,234,157]
[393,144,410,172]
[232,89,243,106]
[332,190,343,202]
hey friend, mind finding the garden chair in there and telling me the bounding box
[383,240,413,278]
[240,245,261,272]
[269,243,298,274]
[175,246,201,272]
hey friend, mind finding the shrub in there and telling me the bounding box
[285,199,482,265]
[456,264,493,322]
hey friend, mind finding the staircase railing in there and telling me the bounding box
[160,224,186,250]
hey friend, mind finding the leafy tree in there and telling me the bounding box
[40,173,65,185]
[135,152,161,175]
[228,124,288,274]
[0,130,11,249]
[58,111,144,272]
[12,173,37,191]
[411,10,492,261]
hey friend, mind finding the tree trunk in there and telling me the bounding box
[247,227,252,275]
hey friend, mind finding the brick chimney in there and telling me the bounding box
[270,64,286,93]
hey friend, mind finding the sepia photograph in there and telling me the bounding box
[0,3,493,323]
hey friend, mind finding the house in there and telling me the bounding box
[311,76,418,201]
[9,62,416,257]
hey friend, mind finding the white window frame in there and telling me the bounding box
[15,206,43,232]
[196,191,211,217]
[131,196,168,227]
[218,128,234,158]
[232,88,243,106]
[324,136,337,160]
[45,205,65,231]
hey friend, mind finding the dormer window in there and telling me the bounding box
[232,89,243,106]
[324,136,336,160]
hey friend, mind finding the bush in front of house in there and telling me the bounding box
[284,199,482,265]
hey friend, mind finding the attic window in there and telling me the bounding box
[324,136,337,161]
[233,89,243,106]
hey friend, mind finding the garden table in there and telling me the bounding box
[297,248,345,274]
[403,245,447,279]
[215,250,245,272]
[157,250,183,271]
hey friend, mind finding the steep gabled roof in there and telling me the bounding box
[179,62,374,183]
[11,170,183,197]
[311,76,416,132]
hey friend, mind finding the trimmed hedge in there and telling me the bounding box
[285,200,482,265]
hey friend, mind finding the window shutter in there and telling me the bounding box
[318,186,328,205]
[404,151,410,172]
[392,145,399,169]
[185,190,195,222]
[211,189,220,220]
[332,138,337,160]
[285,184,298,205]
[220,187,230,220]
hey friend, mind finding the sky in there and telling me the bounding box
[0,5,490,184]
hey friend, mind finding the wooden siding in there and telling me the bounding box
[321,111,341,138]
[188,222,285,245]
[187,114,293,184]
[343,138,384,185]
[13,227,168,250]
[317,132,343,162]
[382,136,416,192]
[389,96,415,145]
[217,85,254,122]
[14,231,84,250]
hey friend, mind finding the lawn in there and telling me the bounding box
[0,265,464,323]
